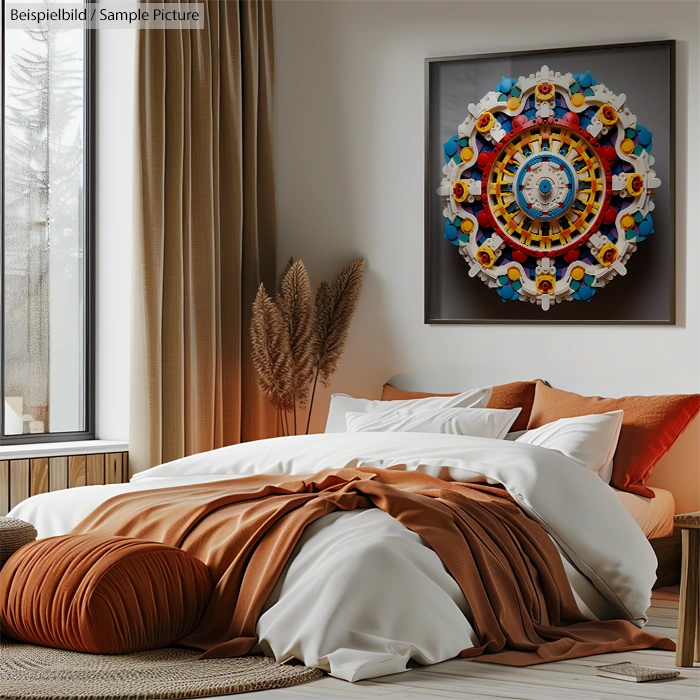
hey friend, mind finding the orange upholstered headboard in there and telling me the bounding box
[645,414,700,514]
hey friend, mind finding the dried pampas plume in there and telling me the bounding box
[276,260,315,433]
[250,284,293,417]
[313,259,365,386]
[305,259,365,433]
[278,256,295,291]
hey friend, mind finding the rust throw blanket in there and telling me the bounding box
[72,467,673,665]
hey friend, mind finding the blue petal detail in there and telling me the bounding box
[497,286,515,301]
[577,71,596,88]
[578,285,595,301]
[497,76,517,93]
[443,136,458,161]
[638,215,654,239]
[636,125,653,147]
[444,221,459,241]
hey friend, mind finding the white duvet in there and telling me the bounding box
[9,432,656,681]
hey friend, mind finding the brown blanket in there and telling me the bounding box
[72,467,674,665]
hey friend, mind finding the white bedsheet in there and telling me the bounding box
[256,509,479,681]
[9,432,656,681]
[615,487,675,539]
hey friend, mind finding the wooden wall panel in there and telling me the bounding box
[0,452,127,513]
[0,461,9,516]
[105,453,123,484]
[86,454,105,486]
[68,455,86,488]
[9,460,30,510]
[49,457,68,491]
[30,458,49,496]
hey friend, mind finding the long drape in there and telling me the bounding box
[130,1,277,473]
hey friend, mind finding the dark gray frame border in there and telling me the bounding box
[0,3,96,444]
[424,39,677,325]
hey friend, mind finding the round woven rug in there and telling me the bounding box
[0,640,323,700]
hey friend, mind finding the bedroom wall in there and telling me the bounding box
[274,1,700,435]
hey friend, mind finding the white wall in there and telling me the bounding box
[95,25,136,440]
[275,0,700,431]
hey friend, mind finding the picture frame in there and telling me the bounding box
[424,40,676,325]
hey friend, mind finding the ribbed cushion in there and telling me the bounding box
[0,534,212,654]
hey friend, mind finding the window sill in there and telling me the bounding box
[0,440,128,461]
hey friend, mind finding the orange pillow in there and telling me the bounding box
[527,380,700,498]
[381,381,537,432]
[0,534,212,654]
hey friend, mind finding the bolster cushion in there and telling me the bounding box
[0,534,212,654]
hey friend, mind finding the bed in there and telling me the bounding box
[613,486,680,588]
[376,380,696,591]
[4,382,696,681]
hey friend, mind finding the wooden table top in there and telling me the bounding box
[674,512,700,529]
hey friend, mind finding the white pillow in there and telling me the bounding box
[345,406,521,439]
[324,387,493,433]
[515,411,624,482]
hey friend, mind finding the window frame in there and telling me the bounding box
[0,5,95,444]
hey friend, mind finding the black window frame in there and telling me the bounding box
[0,4,95,445]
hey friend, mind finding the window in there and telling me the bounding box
[1,1,94,443]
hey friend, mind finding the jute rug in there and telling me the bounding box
[0,640,323,700]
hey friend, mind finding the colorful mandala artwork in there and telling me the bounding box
[437,65,661,310]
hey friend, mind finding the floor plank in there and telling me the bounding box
[220,586,699,699]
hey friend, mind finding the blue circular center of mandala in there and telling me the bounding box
[514,153,576,220]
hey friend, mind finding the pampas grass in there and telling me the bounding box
[250,259,365,435]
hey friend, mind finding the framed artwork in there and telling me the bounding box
[425,41,675,324]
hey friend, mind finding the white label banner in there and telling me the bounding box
[6,3,205,29]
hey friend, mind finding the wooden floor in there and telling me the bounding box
[214,586,699,700]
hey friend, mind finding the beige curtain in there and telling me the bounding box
[130,1,277,473]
